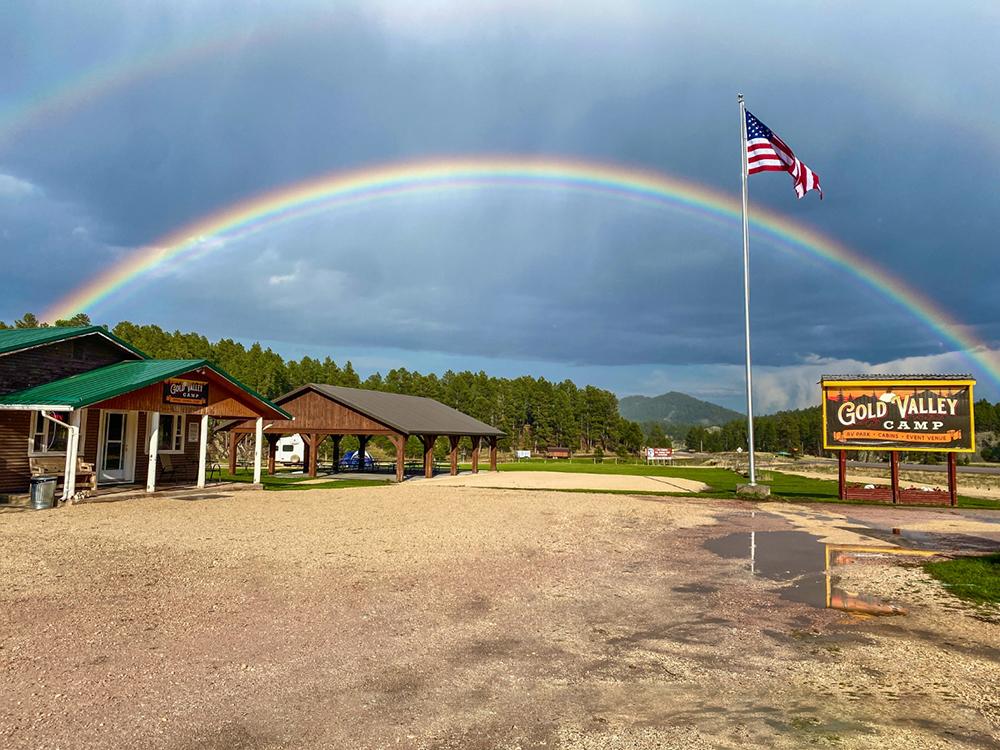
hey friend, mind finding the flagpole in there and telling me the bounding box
[738,93,757,486]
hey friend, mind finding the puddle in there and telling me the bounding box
[705,531,828,607]
[705,530,906,615]
[848,527,1000,553]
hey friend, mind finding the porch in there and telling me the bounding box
[0,359,290,503]
[0,478,255,512]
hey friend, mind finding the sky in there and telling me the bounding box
[2,0,998,412]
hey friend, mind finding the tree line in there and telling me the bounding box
[2,313,644,455]
[686,400,1000,462]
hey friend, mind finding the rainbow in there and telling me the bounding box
[42,156,1000,386]
[0,14,327,148]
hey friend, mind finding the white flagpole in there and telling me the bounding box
[738,93,757,486]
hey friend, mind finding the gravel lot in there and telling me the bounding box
[1,484,998,749]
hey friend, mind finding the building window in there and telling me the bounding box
[30,411,69,454]
[152,414,185,454]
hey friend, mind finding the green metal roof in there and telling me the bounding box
[0,359,291,418]
[0,325,145,358]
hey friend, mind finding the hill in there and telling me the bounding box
[618,391,743,432]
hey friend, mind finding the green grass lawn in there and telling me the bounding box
[220,468,387,492]
[493,460,1000,509]
[924,554,1000,605]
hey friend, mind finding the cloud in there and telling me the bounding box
[0,172,40,198]
[1,1,997,404]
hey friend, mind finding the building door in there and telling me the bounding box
[98,411,135,483]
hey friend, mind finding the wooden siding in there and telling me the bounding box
[0,334,139,396]
[231,389,395,435]
[0,412,32,493]
[94,368,265,419]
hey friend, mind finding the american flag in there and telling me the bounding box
[745,110,822,199]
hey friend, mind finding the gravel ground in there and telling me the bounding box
[424,471,709,493]
[1,485,998,749]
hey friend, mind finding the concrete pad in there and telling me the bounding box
[426,470,709,493]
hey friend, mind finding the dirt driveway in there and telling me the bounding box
[1,486,998,749]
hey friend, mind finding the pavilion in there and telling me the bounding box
[223,384,504,482]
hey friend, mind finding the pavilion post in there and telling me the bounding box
[889,451,900,505]
[357,435,370,473]
[838,450,847,501]
[391,434,405,482]
[470,436,481,474]
[228,431,238,475]
[449,436,460,476]
[948,452,958,507]
[332,436,342,473]
[253,417,263,485]
[146,411,159,493]
[307,433,319,477]
[302,437,311,474]
[422,435,437,478]
[267,435,278,475]
[489,436,498,471]
[196,414,209,488]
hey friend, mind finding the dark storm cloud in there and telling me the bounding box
[1,0,997,381]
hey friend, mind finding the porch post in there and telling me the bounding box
[253,417,263,485]
[449,436,460,476]
[489,435,498,471]
[470,436,481,474]
[64,410,82,501]
[228,431,238,475]
[197,413,209,488]
[146,411,159,493]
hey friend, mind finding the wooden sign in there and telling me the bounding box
[163,378,209,406]
[821,377,974,452]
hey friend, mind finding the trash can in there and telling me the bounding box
[30,476,58,510]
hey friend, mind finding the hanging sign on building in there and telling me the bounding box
[821,376,975,452]
[163,378,209,406]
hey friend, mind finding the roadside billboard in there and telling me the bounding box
[645,447,673,460]
[821,377,975,452]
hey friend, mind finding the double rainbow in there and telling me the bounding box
[41,156,1000,387]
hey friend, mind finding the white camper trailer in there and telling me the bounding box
[275,434,305,464]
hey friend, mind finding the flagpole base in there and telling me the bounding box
[737,483,771,498]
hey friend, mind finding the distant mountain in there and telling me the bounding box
[618,391,743,431]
